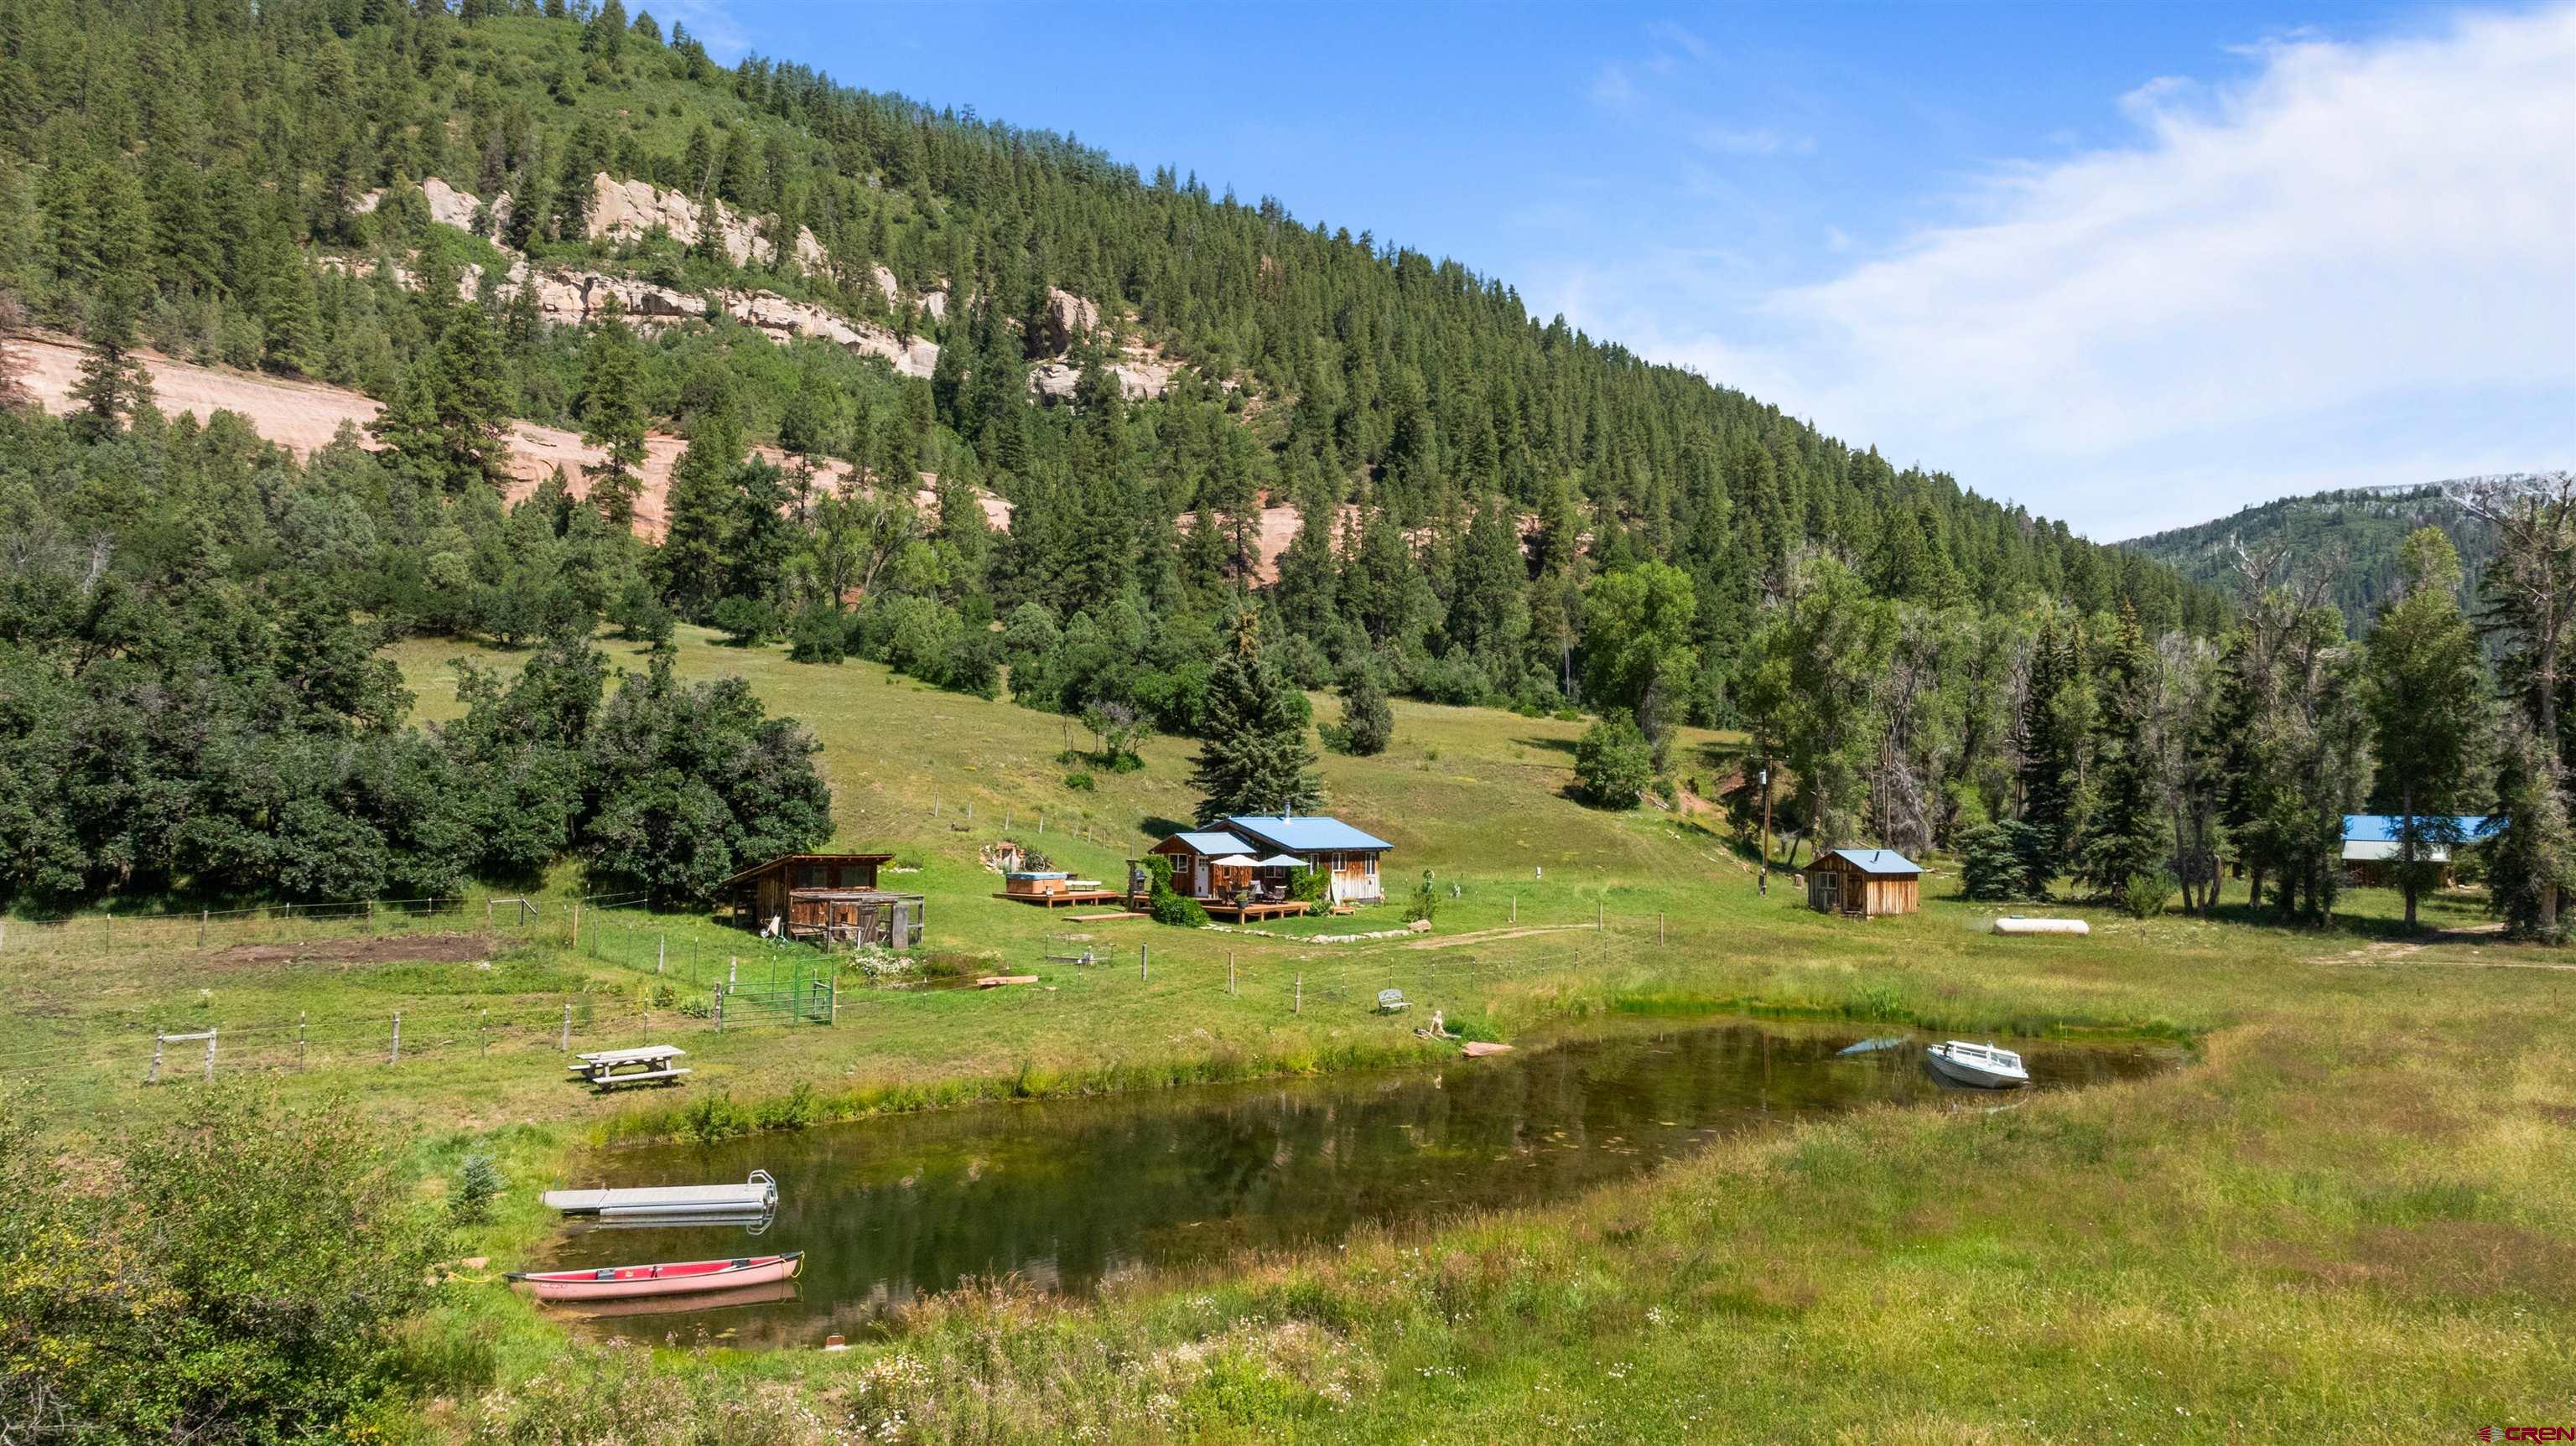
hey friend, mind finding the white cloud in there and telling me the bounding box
[1579,6,2576,536]
[650,0,752,60]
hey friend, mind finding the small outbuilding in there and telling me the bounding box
[717,853,924,950]
[1806,848,1922,918]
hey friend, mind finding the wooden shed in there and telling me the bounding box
[718,853,922,948]
[1805,848,1922,918]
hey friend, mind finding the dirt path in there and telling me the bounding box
[1405,924,1595,951]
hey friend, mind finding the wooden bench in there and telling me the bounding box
[1376,988,1410,1013]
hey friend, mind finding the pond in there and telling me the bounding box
[540,1019,2179,1346]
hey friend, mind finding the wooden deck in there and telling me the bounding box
[992,889,1131,909]
[1197,898,1312,922]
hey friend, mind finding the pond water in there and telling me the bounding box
[542,1020,2179,1346]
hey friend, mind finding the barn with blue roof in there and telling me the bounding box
[1805,847,1922,918]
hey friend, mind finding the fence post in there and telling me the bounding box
[104,915,112,952]
[1510,895,1517,923]
[1140,944,1148,982]
[729,957,738,987]
[572,900,581,947]
[1659,911,1666,945]
[366,899,376,935]
[299,1011,308,1070]
[1597,899,1603,932]
[480,1009,490,1058]
[149,1034,163,1085]
[828,978,838,1025]
[199,909,208,946]
[657,934,666,974]
[1229,952,1236,997]
[714,988,724,1034]
[390,1012,401,1065]
[562,1002,572,1051]
[204,1028,216,1085]
[1295,973,1302,1015]
[1039,811,1045,834]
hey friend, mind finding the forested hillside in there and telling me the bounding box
[2120,481,2502,634]
[28,0,2567,930]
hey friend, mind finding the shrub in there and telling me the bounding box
[1285,864,1330,915]
[449,1151,503,1226]
[1960,821,2044,901]
[1405,868,1438,924]
[1141,854,1210,926]
[2118,869,2179,919]
[680,1090,752,1143]
[710,593,776,645]
[1063,771,1095,790]
[0,1090,439,1443]
[787,605,848,663]
[1571,715,1655,808]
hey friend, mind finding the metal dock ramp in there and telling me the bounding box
[541,1169,777,1218]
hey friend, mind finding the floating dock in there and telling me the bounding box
[541,1169,776,1218]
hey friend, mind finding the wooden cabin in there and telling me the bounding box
[718,853,923,948]
[2341,813,2492,888]
[1805,848,1922,918]
[1145,830,1259,902]
[1219,815,1392,904]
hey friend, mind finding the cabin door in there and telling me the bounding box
[1194,860,1209,897]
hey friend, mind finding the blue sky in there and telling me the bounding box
[667,1,2576,538]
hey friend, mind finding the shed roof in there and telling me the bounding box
[2341,814,2495,844]
[1160,831,1256,857]
[1223,815,1394,852]
[715,852,896,888]
[1824,847,1921,875]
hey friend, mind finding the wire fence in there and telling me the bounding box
[0,889,656,961]
[0,898,1670,1095]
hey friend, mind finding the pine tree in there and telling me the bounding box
[2363,528,2489,928]
[577,299,649,526]
[2077,604,2169,897]
[2014,616,2080,891]
[1190,611,1320,821]
[1337,666,1393,756]
[656,405,742,615]
[70,277,153,442]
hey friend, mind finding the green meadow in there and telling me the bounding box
[6,628,2569,1442]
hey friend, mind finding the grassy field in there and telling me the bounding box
[6,627,2571,1442]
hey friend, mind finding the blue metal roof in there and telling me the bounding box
[1827,847,1920,874]
[2343,814,2495,843]
[1223,815,1393,853]
[1165,831,1256,856]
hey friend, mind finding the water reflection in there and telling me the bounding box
[545,1021,2176,1345]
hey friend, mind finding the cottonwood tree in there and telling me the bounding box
[1737,553,1897,857]
[2464,473,2576,938]
[2363,528,2489,928]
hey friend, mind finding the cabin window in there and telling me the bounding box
[795,864,825,889]
[1364,854,1378,878]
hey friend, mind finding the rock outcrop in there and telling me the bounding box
[712,291,938,377]
[586,172,821,273]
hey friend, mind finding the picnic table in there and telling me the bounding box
[568,1044,691,1090]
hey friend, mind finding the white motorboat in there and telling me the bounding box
[1925,1040,2029,1090]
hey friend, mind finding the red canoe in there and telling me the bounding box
[508,1252,803,1302]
